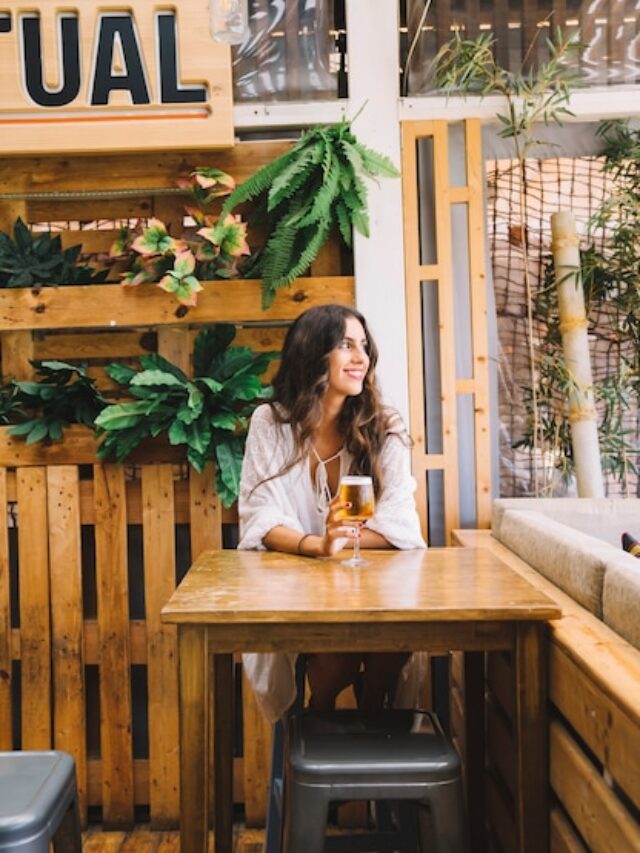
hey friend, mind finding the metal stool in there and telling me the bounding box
[282,709,468,853]
[0,751,81,852]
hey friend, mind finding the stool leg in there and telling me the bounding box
[283,783,329,853]
[425,780,469,853]
[53,796,82,853]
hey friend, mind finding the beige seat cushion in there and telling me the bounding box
[496,509,607,616]
[492,497,640,548]
[603,558,640,650]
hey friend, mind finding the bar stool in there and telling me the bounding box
[0,751,82,852]
[282,709,468,853]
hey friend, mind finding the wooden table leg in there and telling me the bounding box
[178,625,209,853]
[213,652,234,853]
[462,651,486,853]
[514,622,548,853]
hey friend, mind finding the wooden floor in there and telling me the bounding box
[82,827,264,852]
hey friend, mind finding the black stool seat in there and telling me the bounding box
[0,751,81,852]
[283,709,468,853]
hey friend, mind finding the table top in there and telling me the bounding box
[161,547,561,625]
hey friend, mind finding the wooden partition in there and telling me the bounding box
[401,119,491,543]
[0,143,355,828]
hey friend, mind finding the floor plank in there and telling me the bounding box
[81,827,263,851]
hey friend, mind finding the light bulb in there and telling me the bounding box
[210,0,250,45]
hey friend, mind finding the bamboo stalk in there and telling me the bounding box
[550,211,604,497]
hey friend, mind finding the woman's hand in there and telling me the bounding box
[320,496,361,557]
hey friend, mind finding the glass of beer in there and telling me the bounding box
[337,475,375,566]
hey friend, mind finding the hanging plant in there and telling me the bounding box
[220,118,400,307]
[95,325,277,506]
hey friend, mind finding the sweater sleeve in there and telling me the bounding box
[366,424,427,550]
[238,405,305,550]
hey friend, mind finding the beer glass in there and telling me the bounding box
[337,475,375,566]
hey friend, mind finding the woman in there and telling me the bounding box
[239,304,426,722]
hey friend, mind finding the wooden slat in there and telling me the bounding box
[47,466,87,823]
[464,119,492,527]
[487,697,516,797]
[486,771,517,853]
[141,465,180,827]
[0,277,354,331]
[17,466,51,748]
[1,330,34,380]
[33,330,154,361]
[550,721,640,851]
[401,120,429,537]
[241,669,272,827]
[550,807,587,853]
[189,465,222,557]
[551,642,640,811]
[94,464,134,826]
[0,469,11,749]
[157,327,191,377]
[488,650,515,721]
[0,142,293,195]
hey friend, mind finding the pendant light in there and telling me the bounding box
[210,0,251,45]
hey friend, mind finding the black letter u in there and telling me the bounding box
[22,15,80,107]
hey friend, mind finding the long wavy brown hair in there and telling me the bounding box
[263,304,406,495]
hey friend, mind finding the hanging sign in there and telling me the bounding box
[0,1,234,154]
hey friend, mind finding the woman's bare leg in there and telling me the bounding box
[306,652,362,711]
[359,652,411,710]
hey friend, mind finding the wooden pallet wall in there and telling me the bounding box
[0,143,355,829]
[401,119,491,543]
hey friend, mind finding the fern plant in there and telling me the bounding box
[221,119,400,307]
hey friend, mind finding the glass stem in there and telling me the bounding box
[353,526,361,563]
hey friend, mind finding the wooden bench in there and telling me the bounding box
[452,530,640,853]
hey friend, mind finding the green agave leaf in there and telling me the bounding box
[105,362,138,385]
[131,369,185,388]
[94,401,151,430]
[193,325,236,376]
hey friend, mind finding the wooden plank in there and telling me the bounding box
[0,425,186,467]
[1,330,34,380]
[189,465,222,557]
[550,641,640,811]
[94,464,134,827]
[0,469,11,749]
[463,651,486,853]
[33,330,154,361]
[0,142,292,194]
[241,668,272,827]
[47,466,87,823]
[514,623,548,852]
[464,119,492,526]
[141,465,180,827]
[400,121,429,538]
[487,696,516,797]
[0,277,354,331]
[488,650,515,721]
[17,466,51,748]
[550,807,587,853]
[550,721,640,851]
[487,770,517,853]
[157,327,191,377]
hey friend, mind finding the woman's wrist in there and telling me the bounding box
[297,534,323,557]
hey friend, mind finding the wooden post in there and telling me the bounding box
[550,211,604,497]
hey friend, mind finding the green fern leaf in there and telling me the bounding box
[221,147,298,216]
[335,200,353,247]
[267,145,322,211]
[341,188,365,214]
[354,143,400,178]
[270,220,331,287]
[295,154,342,228]
[351,207,370,238]
[340,139,365,177]
[261,216,298,286]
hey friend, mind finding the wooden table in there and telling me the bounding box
[161,547,561,853]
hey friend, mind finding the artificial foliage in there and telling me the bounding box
[0,218,108,288]
[95,325,277,506]
[8,360,106,443]
[221,119,400,307]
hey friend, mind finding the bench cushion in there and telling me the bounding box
[603,558,640,650]
[496,509,607,616]
[492,497,640,548]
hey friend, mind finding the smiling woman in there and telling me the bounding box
[237,303,426,721]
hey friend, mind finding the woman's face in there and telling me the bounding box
[326,316,370,401]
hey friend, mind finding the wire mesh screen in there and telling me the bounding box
[488,156,640,498]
